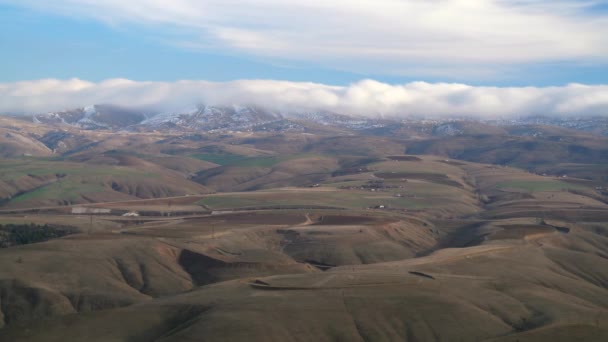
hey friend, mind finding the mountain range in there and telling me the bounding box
[20,104,608,136]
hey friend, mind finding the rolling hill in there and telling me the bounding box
[0,112,607,341]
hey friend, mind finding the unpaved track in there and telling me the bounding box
[0,194,209,214]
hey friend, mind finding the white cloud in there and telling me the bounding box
[1,78,607,118]
[4,0,608,78]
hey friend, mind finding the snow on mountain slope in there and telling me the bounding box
[27,104,608,136]
[34,105,144,130]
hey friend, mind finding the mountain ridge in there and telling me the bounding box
[8,104,608,136]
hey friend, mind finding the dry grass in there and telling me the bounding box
[0,118,608,341]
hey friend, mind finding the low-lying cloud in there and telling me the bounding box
[1,78,607,119]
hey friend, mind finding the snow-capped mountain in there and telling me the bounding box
[141,105,282,131]
[33,104,389,133]
[34,105,145,130]
[29,104,608,136]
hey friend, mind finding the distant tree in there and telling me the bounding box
[0,223,77,248]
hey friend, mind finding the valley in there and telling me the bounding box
[0,113,607,341]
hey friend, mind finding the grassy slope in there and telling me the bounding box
[2,224,608,341]
[0,159,210,208]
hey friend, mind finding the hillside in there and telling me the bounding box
[0,115,607,341]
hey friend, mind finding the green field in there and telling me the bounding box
[10,181,106,203]
[0,159,160,205]
[191,153,319,167]
[0,160,156,179]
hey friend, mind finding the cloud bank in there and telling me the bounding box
[1,79,607,118]
[4,0,608,78]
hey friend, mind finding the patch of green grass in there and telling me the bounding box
[11,180,106,203]
[191,153,249,166]
[0,159,163,207]
[191,153,286,167]
[191,153,320,168]
[0,160,156,180]
[496,180,585,192]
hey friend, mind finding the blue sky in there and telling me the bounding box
[1,1,607,86]
[0,3,401,85]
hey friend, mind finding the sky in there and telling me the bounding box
[1,0,607,117]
